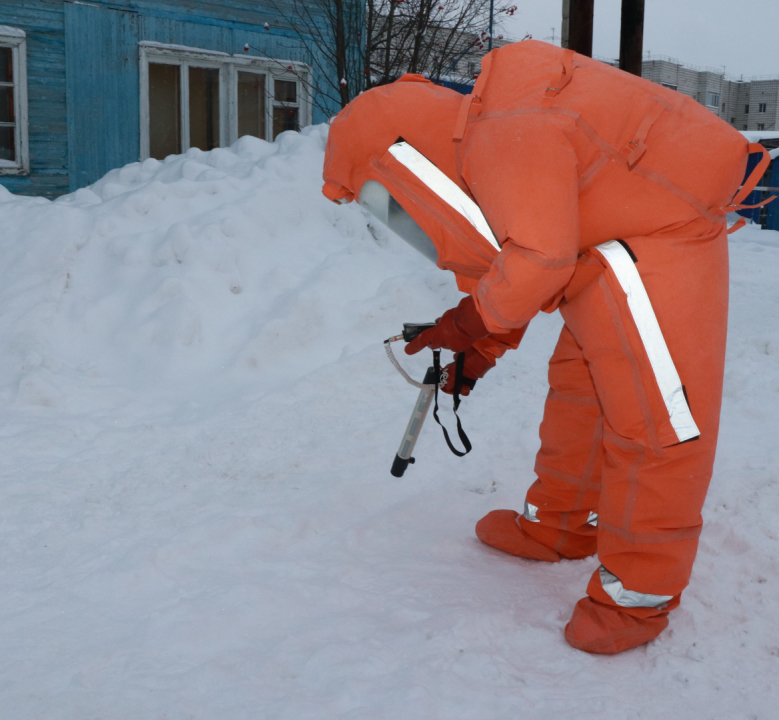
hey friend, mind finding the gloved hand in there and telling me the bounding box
[441,347,497,396]
[405,295,489,355]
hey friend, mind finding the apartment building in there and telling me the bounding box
[640,56,779,132]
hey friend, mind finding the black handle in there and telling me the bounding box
[391,453,415,477]
[403,322,437,342]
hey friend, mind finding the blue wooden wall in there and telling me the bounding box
[0,0,347,197]
[64,3,141,193]
[0,0,69,197]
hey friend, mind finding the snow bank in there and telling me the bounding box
[0,128,460,413]
[0,130,777,719]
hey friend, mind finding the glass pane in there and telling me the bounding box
[273,106,299,138]
[0,86,13,124]
[238,71,266,139]
[0,47,11,83]
[274,80,297,104]
[0,125,14,162]
[149,63,181,159]
[189,66,220,151]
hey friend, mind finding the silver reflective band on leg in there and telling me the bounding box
[594,240,700,443]
[523,500,540,523]
[388,142,501,253]
[586,511,598,527]
[599,565,673,609]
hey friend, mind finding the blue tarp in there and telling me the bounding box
[438,79,474,95]
[737,151,764,224]
[764,159,779,231]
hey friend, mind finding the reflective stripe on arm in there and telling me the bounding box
[388,142,501,253]
[595,240,700,444]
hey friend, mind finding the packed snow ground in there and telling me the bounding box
[0,127,777,719]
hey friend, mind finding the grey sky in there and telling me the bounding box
[503,1,779,79]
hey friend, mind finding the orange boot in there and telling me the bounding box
[475,509,561,562]
[564,598,670,654]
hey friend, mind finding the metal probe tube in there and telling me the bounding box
[390,366,437,477]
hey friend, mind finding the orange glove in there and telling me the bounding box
[405,295,489,355]
[441,347,496,396]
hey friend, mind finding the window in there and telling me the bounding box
[661,82,678,91]
[745,104,750,113]
[237,71,266,140]
[731,117,736,124]
[148,63,181,158]
[758,123,766,131]
[706,92,720,108]
[759,103,767,113]
[140,43,311,160]
[273,79,299,138]
[0,27,28,174]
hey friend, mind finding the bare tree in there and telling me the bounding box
[253,0,364,119]
[367,1,517,89]
[263,0,517,117]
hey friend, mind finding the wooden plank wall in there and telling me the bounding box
[1,0,346,197]
[64,3,141,192]
[0,0,69,197]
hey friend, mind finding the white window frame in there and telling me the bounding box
[759,102,767,113]
[270,75,303,137]
[139,42,312,161]
[0,26,29,175]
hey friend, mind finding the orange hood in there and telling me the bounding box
[323,77,501,284]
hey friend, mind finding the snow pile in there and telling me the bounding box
[0,127,459,414]
[0,129,777,718]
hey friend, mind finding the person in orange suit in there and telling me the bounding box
[322,40,768,654]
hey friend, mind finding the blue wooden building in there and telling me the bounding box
[0,0,348,198]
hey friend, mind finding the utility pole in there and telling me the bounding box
[488,0,494,51]
[561,0,594,57]
[619,0,645,76]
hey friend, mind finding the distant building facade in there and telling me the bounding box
[639,55,779,132]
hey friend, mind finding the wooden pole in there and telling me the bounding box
[488,0,494,51]
[562,0,594,57]
[619,0,645,76]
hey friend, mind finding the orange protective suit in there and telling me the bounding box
[323,40,767,654]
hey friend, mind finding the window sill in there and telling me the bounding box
[0,163,28,175]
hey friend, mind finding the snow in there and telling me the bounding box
[139,41,230,57]
[742,131,779,143]
[0,24,25,38]
[0,128,778,718]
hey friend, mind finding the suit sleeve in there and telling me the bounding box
[471,326,528,364]
[461,115,580,333]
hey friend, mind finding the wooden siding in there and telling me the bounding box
[0,0,69,197]
[65,3,141,191]
[1,0,347,197]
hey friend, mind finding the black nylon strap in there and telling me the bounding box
[432,350,472,457]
